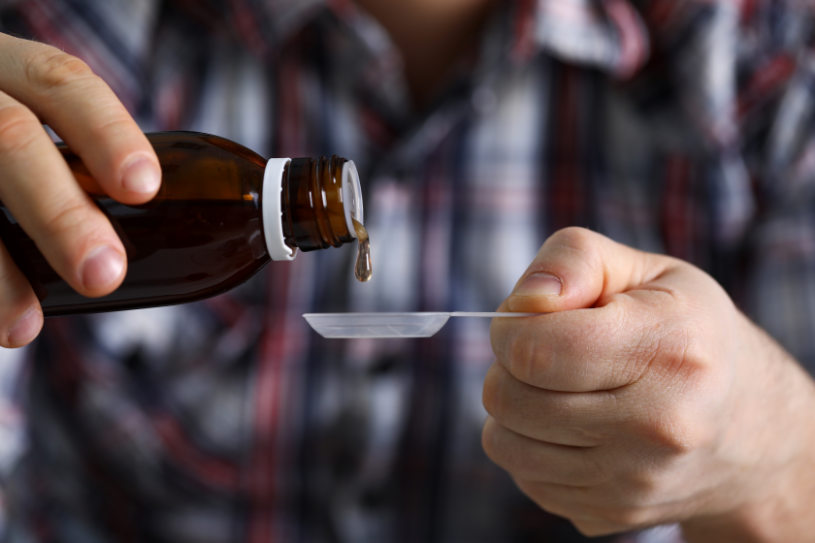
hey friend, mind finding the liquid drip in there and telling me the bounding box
[352,218,373,282]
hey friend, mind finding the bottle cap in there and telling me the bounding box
[262,157,297,261]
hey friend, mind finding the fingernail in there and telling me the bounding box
[8,306,42,347]
[514,272,562,297]
[81,245,125,291]
[121,157,160,194]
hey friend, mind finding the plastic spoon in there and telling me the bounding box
[302,312,537,338]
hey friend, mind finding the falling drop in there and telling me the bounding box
[352,218,373,282]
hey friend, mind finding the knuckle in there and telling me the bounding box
[658,328,709,383]
[40,199,92,239]
[645,418,690,454]
[481,367,502,418]
[625,468,662,502]
[89,114,136,141]
[480,421,497,459]
[481,364,520,425]
[0,255,23,290]
[0,104,41,156]
[637,404,707,454]
[543,226,606,278]
[506,332,545,384]
[480,419,505,466]
[578,452,608,484]
[546,226,601,261]
[25,48,96,92]
[0,272,32,313]
[0,255,40,346]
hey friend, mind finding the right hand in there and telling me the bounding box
[0,33,161,347]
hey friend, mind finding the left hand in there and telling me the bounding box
[483,227,815,540]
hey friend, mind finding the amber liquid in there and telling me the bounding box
[0,132,270,316]
[352,219,372,282]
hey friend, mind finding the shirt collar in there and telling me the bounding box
[518,0,745,81]
[526,0,650,78]
[182,0,735,81]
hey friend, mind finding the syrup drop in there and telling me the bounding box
[352,218,373,282]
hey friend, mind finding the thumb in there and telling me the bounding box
[505,227,668,313]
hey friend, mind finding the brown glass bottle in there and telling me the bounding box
[0,131,368,316]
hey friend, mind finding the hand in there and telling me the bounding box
[483,227,815,541]
[0,33,160,347]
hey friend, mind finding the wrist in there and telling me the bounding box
[683,323,815,542]
[681,481,815,543]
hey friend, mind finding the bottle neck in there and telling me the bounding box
[262,156,364,261]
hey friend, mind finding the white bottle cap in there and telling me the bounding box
[262,158,297,261]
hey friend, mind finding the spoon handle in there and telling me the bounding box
[448,312,537,318]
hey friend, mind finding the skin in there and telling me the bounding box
[0,33,160,347]
[352,0,496,108]
[484,227,815,541]
[0,0,490,348]
[3,1,815,540]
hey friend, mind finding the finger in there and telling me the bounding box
[482,362,617,446]
[492,227,690,391]
[0,242,43,347]
[0,90,126,297]
[481,417,605,486]
[491,294,675,391]
[0,34,160,203]
[513,479,631,537]
[503,227,670,313]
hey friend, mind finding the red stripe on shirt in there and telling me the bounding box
[153,414,241,489]
[661,155,692,261]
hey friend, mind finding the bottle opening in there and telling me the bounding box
[340,161,372,281]
[341,161,363,238]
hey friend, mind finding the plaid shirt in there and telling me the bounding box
[1,1,814,541]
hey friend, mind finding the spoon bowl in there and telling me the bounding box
[303,311,536,338]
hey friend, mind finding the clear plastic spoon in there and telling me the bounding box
[302,312,537,338]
